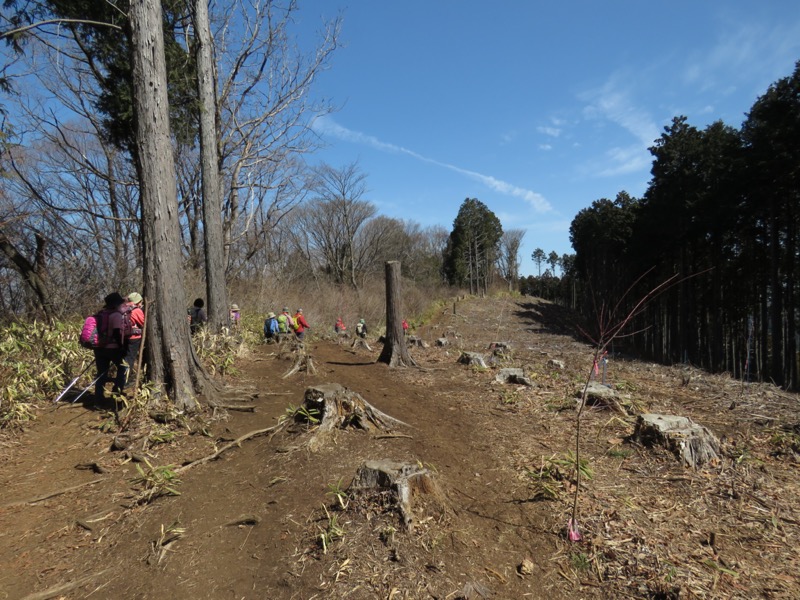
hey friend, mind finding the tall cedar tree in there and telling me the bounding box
[443,198,502,295]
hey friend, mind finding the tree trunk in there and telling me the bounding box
[130,0,211,411]
[378,261,417,367]
[194,0,229,332]
[0,229,55,320]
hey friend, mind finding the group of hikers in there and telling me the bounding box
[187,298,241,335]
[83,291,145,401]
[85,292,411,401]
[262,307,312,342]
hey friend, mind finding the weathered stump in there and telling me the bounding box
[435,338,449,347]
[348,460,443,532]
[351,337,373,351]
[282,349,317,379]
[578,382,628,414]
[458,351,488,369]
[302,384,407,450]
[633,413,721,469]
[406,335,428,348]
[547,359,565,370]
[495,368,533,386]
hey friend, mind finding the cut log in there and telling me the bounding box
[495,368,533,386]
[348,460,444,532]
[458,351,488,369]
[633,413,721,469]
[302,384,407,450]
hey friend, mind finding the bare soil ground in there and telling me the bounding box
[2,296,799,599]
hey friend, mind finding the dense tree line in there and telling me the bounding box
[569,61,800,389]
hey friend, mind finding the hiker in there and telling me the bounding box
[123,292,145,388]
[230,304,241,329]
[94,292,129,400]
[293,308,311,341]
[402,318,409,335]
[263,311,279,342]
[334,317,346,334]
[276,307,292,336]
[189,298,207,335]
[355,318,368,339]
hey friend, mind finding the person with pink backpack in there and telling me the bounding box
[92,292,130,401]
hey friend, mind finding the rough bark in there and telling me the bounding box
[193,0,229,332]
[130,0,211,411]
[0,229,55,319]
[378,261,417,367]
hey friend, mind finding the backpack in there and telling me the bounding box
[356,322,365,336]
[276,314,289,333]
[79,307,132,349]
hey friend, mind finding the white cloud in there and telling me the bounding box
[312,116,554,213]
[536,125,561,137]
[539,144,552,151]
[581,78,660,147]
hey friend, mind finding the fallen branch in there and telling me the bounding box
[20,569,109,600]
[1,477,105,509]
[216,404,257,412]
[176,423,286,474]
[373,434,414,440]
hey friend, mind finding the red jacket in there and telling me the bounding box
[294,312,310,333]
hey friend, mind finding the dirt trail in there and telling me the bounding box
[2,296,799,599]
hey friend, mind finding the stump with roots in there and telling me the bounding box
[633,413,721,469]
[282,348,317,379]
[348,459,445,532]
[301,384,407,450]
[351,337,373,351]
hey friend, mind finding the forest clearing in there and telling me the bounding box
[1,295,798,600]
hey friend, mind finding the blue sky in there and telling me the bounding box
[299,1,800,276]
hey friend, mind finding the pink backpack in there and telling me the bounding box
[79,312,104,349]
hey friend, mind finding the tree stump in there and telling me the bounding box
[495,368,533,386]
[348,460,444,532]
[435,338,449,347]
[282,349,317,379]
[351,337,373,351]
[407,336,428,348]
[301,384,407,450]
[578,382,628,414]
[458,351,488,369]
[378,261,417,367]
[547,359,565,370]
[633,413,721,469]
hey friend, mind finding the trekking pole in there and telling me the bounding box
[53,362,94,403]
[72,369,108,404]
